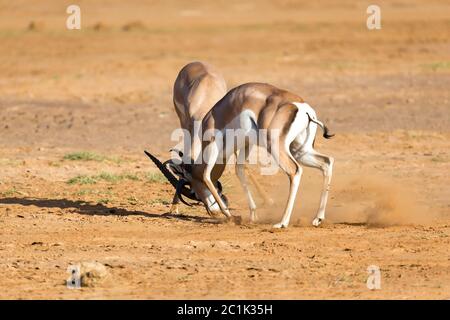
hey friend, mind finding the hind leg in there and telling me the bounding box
[248,174,274,206]
[235,145,258,222]
[272,151,303,228]
[297,149,334,226]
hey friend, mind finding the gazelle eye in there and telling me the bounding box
[170,148,184,158]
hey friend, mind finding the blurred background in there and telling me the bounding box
[0,0,449,150]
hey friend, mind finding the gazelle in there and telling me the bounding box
[146,62,272,216]
[153,61,228,214]
[186,82,334,228]
[172,62,227,142]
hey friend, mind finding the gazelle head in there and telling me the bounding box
[144,150,228,212]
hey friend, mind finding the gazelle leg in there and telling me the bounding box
[272,152,302,228]
[248,174,274,206]
[169,193,180,214]
[203,141,231,218]
[235,146,258,222]
[169,179,187,214]
[298,150,334,227]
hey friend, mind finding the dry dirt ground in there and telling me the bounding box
[0,0,449,299]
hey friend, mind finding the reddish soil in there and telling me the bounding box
[0,0,449,299]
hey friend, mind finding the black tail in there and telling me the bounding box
[322,124,334,139]
[306,113,334,139]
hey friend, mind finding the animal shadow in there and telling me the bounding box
[0,197,218,224]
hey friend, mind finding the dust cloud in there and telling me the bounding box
[226,168,435,227]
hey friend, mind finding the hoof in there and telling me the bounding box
[169,205,179,214]
[249,210,258,223]
[232,215,242,225]
[208,211,221,218]
[312,218,323,227]
[273,222,287,229]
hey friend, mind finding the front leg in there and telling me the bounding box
[235,162,257,222]
[202,142,231,219]
[203,173,231,219]
[169,193,180,214]
[169,179,189,214]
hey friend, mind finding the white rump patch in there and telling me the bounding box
[292,102,316,119]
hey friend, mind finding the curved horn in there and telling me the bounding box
[176,180,194,207]
[144,150,198,201]
[215,181,229,207]
[215,180,223,193]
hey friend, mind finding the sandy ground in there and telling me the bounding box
[0,0,449,299]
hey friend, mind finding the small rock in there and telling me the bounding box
[80,261,110,287]
[122,21,147,32]
[92,22,108,31]
[104,263,125,269]
[27,21,45,31]
[247,267,263,271]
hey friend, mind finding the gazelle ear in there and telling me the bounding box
[170,148,183,158]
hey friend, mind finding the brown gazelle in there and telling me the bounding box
[157,61,227,214]
[186,82,334,228]
[146,62,273,216]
